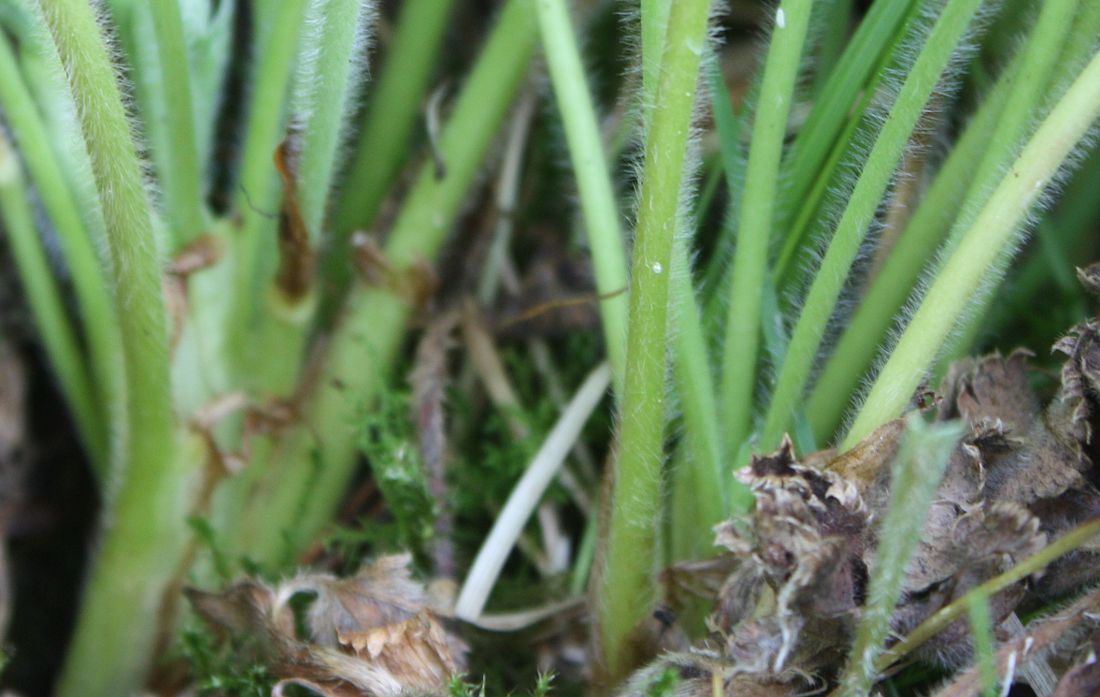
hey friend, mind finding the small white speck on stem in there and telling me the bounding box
[776,8,786,28]
[651,262,663,274]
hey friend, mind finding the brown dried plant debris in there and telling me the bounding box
[273,133,316,301]
[931,588,1100,697]
[186,553,466,697]
[639,265,1100,695]
[1050,632,1100,697]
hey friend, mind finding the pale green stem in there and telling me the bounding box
[938,1,1100,364]
[536,0,628,386]
[289,0,371,237]
[640,0,672,101]
[719,0,813,457]
[332,0,456,236]
[233,0,539,566]
[0,132,105,464]
[597,0,713,680]
[39,1,196,695]
[844,49,1100,447]
[773,0,919,278]
[761,0,986,451]
[226,0,309,358]
[806,46,1021,443]
[0,32,120,475]
[966,594,1000,697]
[245,0,373,395]
[640,0,741,551]
[669,244,735,561]
[149,0,205,242]
[809,0,1082,443]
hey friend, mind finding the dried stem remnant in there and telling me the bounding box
[273,138,315,301]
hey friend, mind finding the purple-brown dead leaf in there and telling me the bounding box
[636,269,1100,694]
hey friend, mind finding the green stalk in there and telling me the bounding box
[234,0,539,566]
[640,0,672,99]
[844,49,1100,447]
[37,1,197,695]
[761,0,986,450]
[773,0,919,279]
[809,0,1085,443]
[699,59,745,317]
[332,0,455,236]
[718,0,813,458]
[668,245,738,561]
[0,132,104,464]
[245,0,373,395]
[839,416,961,697]
[0,32,120,474]
[148,0,205,242]
[288,0,371,237]
[938,0,1100,362]
[806,47,1021,443]
[811,0,853,97]
[226,0,309,357]
[966,594,999,697]
[637,2,743,552]
[597,0,713,680]
[536,0,628,386]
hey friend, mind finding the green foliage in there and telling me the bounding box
[645,669,680,697]
[1,0,1098,692]
[356,386,437,558]
[181,627,274,697]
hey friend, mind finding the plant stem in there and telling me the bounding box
[811,0,853,97]
[772,0,919,279]
[806,47,1021,443]
[455,363,611,621]
[0,31,120,474]
[966,594,999,697]
[597,0,713,680]
[640,0,672,99]
[331,0,455,237]
[288,0,372,238]
[718,0,813,458]
[844,48,1100,447]
[809,0,1088,442]
[761,0,985,450]
[149,0,205,242]
[641,1,744,550]
[0,132,105,464]
[245,0,374,396]
[235,0,539,566]
[935,0,1100,364]
[226,0,309,358]
[839,416,961,697]
[536,0,628,386]
[38,1,197,695]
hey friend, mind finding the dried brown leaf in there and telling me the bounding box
[187,554,465,697]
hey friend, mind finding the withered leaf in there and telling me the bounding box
[187,554,465,697]
[707,437,870,677]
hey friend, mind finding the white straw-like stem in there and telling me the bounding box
[455,362,611,620]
